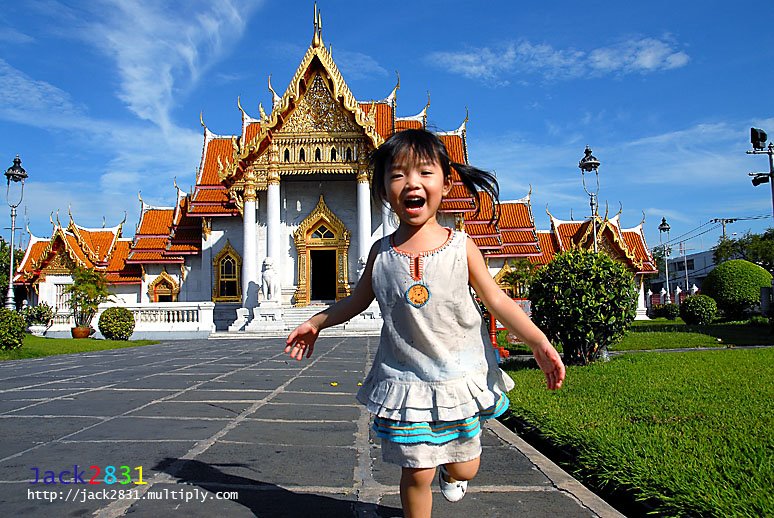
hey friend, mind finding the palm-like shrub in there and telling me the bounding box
[702,260,772,319]
[530,250,637,365]
[98,307,135,341]
[20,303,55,327]
[680,295,718,325]
[65,266,111,328]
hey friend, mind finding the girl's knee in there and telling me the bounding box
[443,456,480,481]
[401,467,436,487]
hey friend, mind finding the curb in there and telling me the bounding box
[487,419,625,518]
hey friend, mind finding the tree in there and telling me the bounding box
[712,229,774,272]
[64,266,112,328]
[502,258,538,298]
[529,250,638,366]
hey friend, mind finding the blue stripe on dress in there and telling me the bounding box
[373,393,510,445]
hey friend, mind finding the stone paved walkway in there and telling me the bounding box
[0,337,622,517]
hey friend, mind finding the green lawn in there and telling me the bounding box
[504,348,774,517]
[502,318,774,354]
[0,334,158,361]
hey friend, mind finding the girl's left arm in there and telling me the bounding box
[466,239,565,390]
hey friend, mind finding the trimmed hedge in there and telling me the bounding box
[680,295,718,325]
[0,308,25,350]
[98,307,135,341]
[702,259,772,319]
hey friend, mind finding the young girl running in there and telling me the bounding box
[285,129,565,517]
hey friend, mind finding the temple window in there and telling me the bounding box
[315,147,321,161]
[345,147,352,161]
[284,149,290,162]
[212,241,241,302]
[149,272,179,302]
[299,148,306,162]
[312,224,335,239]
[330,147,337,161]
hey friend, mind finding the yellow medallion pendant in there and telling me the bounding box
[405,281,430,308]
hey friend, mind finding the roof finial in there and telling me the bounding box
[199,111,206,129]
[639,210,646,226]
[570,208,574,221]
[268,74,281,109]
[120,211,127,226]
[463,106,469,124]
[49,211,55,229]
[102,216,106,228]
[603,201,609,219]
[55,210,61,228]
[615,201,623,218]
[259,102,267,121]
[312,3,322,47]
[237,96,246,117]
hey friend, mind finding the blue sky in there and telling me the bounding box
[2,0,773,256]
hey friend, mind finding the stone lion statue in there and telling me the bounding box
[261,257,280,302]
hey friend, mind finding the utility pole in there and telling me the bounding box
[710,218,738,239]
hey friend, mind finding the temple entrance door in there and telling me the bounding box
[310,249,336,301]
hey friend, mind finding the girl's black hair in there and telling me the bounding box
[369,128,500,224]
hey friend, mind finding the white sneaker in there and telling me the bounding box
[438,465,467,502]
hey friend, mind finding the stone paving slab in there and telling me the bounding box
[0,337,622,517]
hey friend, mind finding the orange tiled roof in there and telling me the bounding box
[15,239,49,280]
[136,209,173,235]
[439,134,466,164]
[395,119,422,131]
[622,228,657,273]
[106,241,142,283]
[198,137,233,187]
[529,232,559,265]
[245,122,261,144]
[499,202,534,230]
[359,102,394,140]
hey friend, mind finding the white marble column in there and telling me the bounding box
[242,184,258,309]
[357,171,371,261]
[266,177,281,269]
[381,203,397,237]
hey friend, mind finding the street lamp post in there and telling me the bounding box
[578,146,601,253]
[658,217,671,304]
[4,156,28,310]
[747,128,774,218]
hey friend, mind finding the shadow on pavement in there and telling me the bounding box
[154,457,403,517]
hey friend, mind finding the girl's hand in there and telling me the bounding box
[532,343,565,390]
[285,321,319,361]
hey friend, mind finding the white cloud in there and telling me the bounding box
[77,0,263,133]
[428,36,689,84]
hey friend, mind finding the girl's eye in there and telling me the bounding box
[421,170,433,176]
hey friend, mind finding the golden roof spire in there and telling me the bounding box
[312,3,323,48]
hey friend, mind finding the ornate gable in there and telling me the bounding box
[219,13,382,185]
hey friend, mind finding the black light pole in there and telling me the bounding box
[4,155,27,310]
[658,217,671,304]
[579,146,601,253]
[747,128,774,218]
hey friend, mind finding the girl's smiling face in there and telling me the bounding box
[385,151,452,228]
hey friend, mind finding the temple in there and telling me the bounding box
[13,8,656,336]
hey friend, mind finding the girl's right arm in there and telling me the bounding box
[284,241,379,360]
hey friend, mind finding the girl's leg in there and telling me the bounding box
[442,456,481,482]
[400,467,436,518]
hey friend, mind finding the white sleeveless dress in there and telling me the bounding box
[356,229,515,467]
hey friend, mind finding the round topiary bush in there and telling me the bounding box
[98,307,135,341]
[701,259,772,320]
[680,294,718,325]
[0,308,26,350]
[661,302,680,320]
[530,250,638,365]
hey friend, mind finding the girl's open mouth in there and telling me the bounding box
[404,196,426,210]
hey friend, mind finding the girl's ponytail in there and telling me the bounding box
[451,161,500,225]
